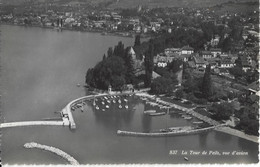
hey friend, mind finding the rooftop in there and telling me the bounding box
[201,51,213,55]
[194,56,205,64]
[182,45,194,51]
[210,48,222,52]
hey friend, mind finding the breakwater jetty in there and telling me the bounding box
[24,142,79,165]
[0,121,64,129]
[117,125,223,137]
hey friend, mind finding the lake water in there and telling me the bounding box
[0,25,258,164]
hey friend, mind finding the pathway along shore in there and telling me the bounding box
[215,127,259,143]
[24,142,79,165]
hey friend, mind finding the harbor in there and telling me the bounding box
[1,25,258,164]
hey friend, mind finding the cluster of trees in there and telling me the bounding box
[229,55,259,84]
[85,41,136,90]
[209,102,234,121]
[150,59,182,94]
[182,64,235,104]
[235,107,259,136]
[181,65,214,104]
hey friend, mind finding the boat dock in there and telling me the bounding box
[136,93,220,126]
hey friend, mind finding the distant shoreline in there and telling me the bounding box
[0,22,151,39]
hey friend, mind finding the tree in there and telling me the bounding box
[175,89,184,99]
[210,102,234,121]
[144,43,154,87]
[134,35,141,46]
[150,77,174,94]
[201,65,213,99]
[88,56,127,90]
[85,68,94,87]
[102,54,106,60]
[124,47,135,84]
[229,66,244,79]
[114,41,125,57]
[167,59,182,73]
[107,47,113,57]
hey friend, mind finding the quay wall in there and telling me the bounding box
[63,93,108,129]
[24,142,79,165]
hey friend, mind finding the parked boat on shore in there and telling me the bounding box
[144,110,156,114]
[184,116,192,120]
[148,112,166,116]
[193,121,203,124]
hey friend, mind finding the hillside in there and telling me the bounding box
[1,0,258,9]
[107,0,258,9]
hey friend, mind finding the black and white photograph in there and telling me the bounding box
[0,0,259,166]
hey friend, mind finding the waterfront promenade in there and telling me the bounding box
[216,127,259,143]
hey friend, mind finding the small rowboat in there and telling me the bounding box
[148,112,166,116]
[144,110,156,114]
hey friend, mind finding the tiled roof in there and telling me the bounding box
[220,59,233,64]
[182,45,194,51]
[201,51,212,55]
[194,56,205,64]
[210,48,222,52]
